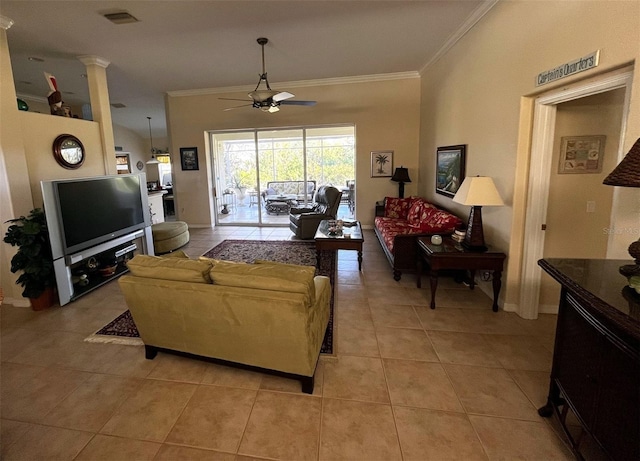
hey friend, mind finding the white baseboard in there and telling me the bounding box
[538,303,559,314]
[501,302,558,316]
[2,297,30,308]
[503,302,518,313]
[185,224,214,229]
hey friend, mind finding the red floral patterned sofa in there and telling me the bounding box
[374,196,463,281]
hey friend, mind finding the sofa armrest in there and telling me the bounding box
[375,199,385,217]
[290,206,316,215]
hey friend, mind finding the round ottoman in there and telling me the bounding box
[152,221,189,254]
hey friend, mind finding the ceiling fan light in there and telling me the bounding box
[250,89,278,102]
[268,105,280,113]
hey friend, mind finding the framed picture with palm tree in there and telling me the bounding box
[371,150,393,177]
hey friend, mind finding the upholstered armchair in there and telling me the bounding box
[289,185,342,239]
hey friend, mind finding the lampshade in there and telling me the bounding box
[453,176,504,206]
[603,137,640,279]
[391,167,412,183]
[603,138,640,188]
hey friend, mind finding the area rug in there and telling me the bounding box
[85,240,337,354]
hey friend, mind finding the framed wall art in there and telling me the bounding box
[435,144,466,198]
[180,147,199,171]
[371,150,393,178]
[558,135,605,174]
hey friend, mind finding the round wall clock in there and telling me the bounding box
[136,160,144,170]
[53,134,85,169]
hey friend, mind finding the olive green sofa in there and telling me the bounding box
[118,253,331,393]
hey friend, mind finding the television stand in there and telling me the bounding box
[53,227,153,306]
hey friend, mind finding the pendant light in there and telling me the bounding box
[146,116,160,164]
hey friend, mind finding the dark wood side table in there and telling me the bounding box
[416,236,506,311]
[314,220,364,271]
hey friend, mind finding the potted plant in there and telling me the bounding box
[232,172,251,205]
[3,208,56,310]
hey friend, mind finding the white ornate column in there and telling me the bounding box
[77,55,117,174]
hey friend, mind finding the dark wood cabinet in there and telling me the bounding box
[538,259,640,460]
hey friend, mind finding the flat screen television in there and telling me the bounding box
[42,174,150,258]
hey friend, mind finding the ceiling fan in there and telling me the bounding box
[220,37,316,113]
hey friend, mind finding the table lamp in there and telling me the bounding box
[391,167,411,198]
[603,137,640,277]
[453,176,504,251]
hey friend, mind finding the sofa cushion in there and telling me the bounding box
[254,260,317,300]
[374,216,419,252]
[410,209,463,233]
[210,260,316,306]
[126,254,213,283]
[384,197,412,219]
[406,198,437,227]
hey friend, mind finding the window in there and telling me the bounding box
[157,155,172,186]
[210,125,355,225]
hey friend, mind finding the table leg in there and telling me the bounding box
[429,271,438,309]
[316,249,321,268]
[492,270,502,312]
[469,270,476,290]
[357,249,363,271]
[416,258,423,289]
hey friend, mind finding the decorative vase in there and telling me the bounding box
[235,187,247,205]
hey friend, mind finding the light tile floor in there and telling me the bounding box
[1,227,574,460]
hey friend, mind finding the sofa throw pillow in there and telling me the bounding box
[410,209,463,233]
[384,197,411,219]
[210,260,316,306]
[406,198,437,227]
[127,254,213,283]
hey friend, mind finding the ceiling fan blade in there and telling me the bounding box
[223,103,253,111]
[273,91,294,102]
[280,100,317,106]
[219,97,252,102]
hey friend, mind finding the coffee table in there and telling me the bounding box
[265,194,297,214]
[314,220,364,271]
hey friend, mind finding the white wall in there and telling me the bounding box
[418,0,640,312]
[166,75,421,227]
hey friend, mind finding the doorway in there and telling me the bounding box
[518,70,633,319]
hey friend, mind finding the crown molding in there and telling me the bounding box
[167,71,420,97]
[420,0,498,74]
[0,15,14,30]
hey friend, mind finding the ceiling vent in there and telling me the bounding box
[110,103,127,109]
[103,11,139,25]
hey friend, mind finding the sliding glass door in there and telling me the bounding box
[210,125,355,226]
